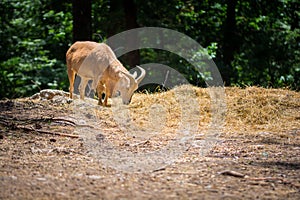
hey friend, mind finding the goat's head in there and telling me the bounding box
[114,66,146,105]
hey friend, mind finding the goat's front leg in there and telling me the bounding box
[103,86,111,107]
[79,78,89,100]
[96,82,105,105]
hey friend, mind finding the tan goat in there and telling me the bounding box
[66,41,145,106]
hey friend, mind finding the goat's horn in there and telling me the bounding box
[135,66,146,85]
[121,71,135,85]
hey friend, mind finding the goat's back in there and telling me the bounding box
[66,41,99,72]
[66,41,117,73]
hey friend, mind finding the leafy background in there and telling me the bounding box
[0,0,299,99]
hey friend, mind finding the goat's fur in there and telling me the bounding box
[66,41,145,106]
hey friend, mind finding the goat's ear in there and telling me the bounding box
[132,71,137,79]
[120,71,134,88]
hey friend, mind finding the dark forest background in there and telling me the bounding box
[0,0,299,99]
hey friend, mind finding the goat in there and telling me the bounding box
[66,41,145,105]
[96,62,146,106]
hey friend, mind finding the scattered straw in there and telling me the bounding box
[93,85,299,147]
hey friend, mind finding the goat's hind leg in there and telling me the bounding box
[67,68,76,99]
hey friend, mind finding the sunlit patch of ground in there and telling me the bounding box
[0,86,299,199]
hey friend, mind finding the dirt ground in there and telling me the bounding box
[0,86,299,199]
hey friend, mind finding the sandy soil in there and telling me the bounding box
[0,86,299,199]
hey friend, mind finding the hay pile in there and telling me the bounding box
[128,86,212,134]
[225,86,300,133]
[91,84,299,151]
[94,85,214,150]
[126,85,300,135]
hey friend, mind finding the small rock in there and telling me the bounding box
[36,177,47,181]
[96,134,105,142]
[88,175,102,180]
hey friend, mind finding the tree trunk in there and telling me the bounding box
[107,0,140,69]
[72,0,92,42]
[123,0,140,68]
[107,0,124,37]
[222,0,238,85]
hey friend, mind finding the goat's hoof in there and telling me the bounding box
[67,99,73,104]
[103,103,111,107]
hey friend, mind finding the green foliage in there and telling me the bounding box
[232,0,300,89]
[0,0,299,100]
[0,0,72,99]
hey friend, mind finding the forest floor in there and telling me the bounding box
[0,86,299,199]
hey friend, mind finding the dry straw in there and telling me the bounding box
[94,85,299,149]
[128,85,300,135]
